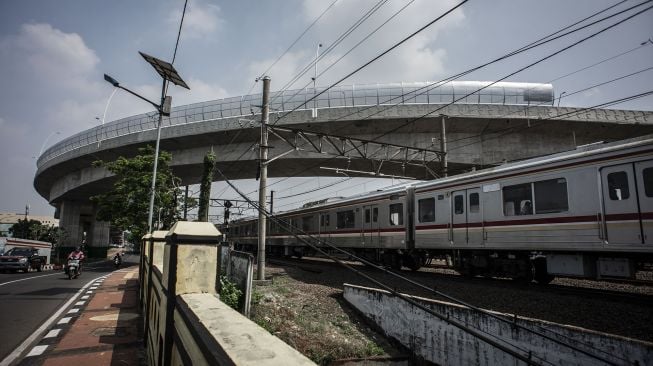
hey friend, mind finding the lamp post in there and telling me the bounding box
[311,43,322,118]
[39,131,61,156]
[103,52,188,234]
[97,87,118,148]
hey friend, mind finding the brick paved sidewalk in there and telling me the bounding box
[19,267,143,366]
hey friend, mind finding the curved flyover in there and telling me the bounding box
[34,81,653,246]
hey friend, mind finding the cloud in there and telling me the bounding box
[246,50,310,91]
[249,0,465,89]
[169,0,223,40]
[1,23,100,91]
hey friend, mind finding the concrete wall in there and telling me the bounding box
[343,284,653,366]
[141,221,315,366]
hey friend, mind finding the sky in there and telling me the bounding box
[0,0,651,219]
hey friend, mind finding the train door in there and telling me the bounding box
[451,189,482,245]
[600,164,641,244]
[635,161,653,244]
[466,189,483,245]
[319,212,330,244]
[452,190,466,244]
[362,205,380,247]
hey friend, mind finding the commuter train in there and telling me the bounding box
[228,135,653,283]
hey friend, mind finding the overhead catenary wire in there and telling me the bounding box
[217,2,650,215]
[270,0,417,108]
[320,0,648,125]
[271,0,470,124]
[444,65,653,148]
[270,0,393,102]
[261,1,653,191]
[257,0,649,193]
[244,0,340,96]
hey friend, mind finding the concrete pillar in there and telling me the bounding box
[88,220,110,248]
[160,221,221,366]
[59,201,83,247]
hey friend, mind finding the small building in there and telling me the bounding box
[0,212,59,237]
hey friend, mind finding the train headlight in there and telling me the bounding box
[18,258,28,263]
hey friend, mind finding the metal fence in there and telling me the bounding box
[37,81,553,169]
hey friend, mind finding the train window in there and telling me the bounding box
[469,193,480,213]
[534,178,568,214]
[454,195,464,215]
[302,216,315,232]
[503,183,532,216]
[320,213,330,227]
[365,209,371,223]
[373,208,378,223]
[389,203,404,226]
[418,198,435,223]
[337,210,355,229]
[643,168,653,197]
[607,172,630,200]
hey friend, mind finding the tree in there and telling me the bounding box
[9,219,44,239]
[198,151,216,222]
[91,146,190,241]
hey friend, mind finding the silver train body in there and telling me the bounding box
[229,135,653,283]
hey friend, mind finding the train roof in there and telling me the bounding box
[413,134,653,192]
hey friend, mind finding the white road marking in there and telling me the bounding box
[43,329,61,339]
[25,345,47,357]
[85,291,93,294]
[81,295,89,300]
[74,301,85,306]
[0,273,61,287]
[57,317,71,325]
[90,286,98,290]
[0,274,106,366]
[67,308,79,314]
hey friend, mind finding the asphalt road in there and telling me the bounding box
[0,257,135,361]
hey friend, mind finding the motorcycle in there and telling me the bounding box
[113,253,122,268]
[65,256,82,280]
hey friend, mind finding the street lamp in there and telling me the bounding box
[103,52,189,234]
[311,43,322,118]
[39,131,61,155]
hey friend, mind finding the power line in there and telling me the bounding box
[325,0,645,126]
[244,0,340,96]
[271,0,393,100]
[272,0,470,124]
[271,0,416,107]
[261,1,653,191]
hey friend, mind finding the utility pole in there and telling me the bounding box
[183,185,189,220]
[440,115,448,177]
[257,76,271,281]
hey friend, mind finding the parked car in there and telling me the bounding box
[0,247,47,272]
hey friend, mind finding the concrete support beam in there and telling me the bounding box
[58,201,83,247]
[88,219,110,248]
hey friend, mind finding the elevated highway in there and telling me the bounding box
[33,81,653,246]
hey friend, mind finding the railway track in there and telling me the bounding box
[268,256,653,304]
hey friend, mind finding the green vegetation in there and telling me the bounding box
[197,151,215,222]
[90,146,196,240]
[219,275,243,310]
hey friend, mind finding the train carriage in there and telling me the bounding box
[228,135,653,283]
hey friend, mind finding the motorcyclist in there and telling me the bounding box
[67,246,85,273]
[113,251,122,267]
